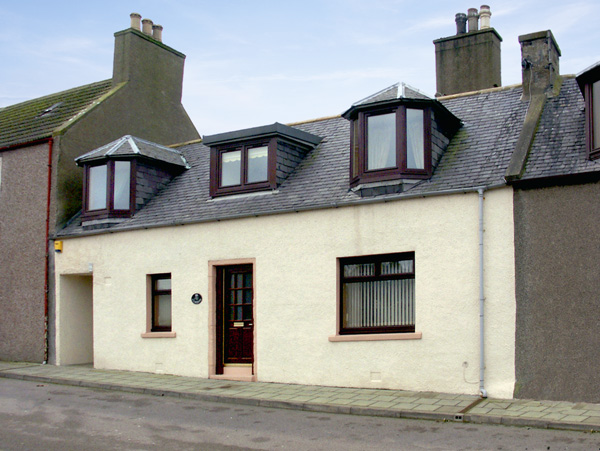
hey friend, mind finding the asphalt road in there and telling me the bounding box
[1,378,599,450]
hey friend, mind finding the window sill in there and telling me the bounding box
[328,332,422,342]
[141,332,176,338]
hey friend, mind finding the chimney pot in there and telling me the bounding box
[130,12,141,31]
[467,8,479,32]
[152,24,163,42]
[479,5,491,29]
[455,13,467,34]
[142,18,153,36]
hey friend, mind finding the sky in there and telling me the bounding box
[1,0,599,136]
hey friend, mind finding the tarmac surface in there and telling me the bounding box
[1,361,599,433]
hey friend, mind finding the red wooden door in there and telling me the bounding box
[222,265,253,365]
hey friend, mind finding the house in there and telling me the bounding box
[0,13,200,363]
[53,9,600,402]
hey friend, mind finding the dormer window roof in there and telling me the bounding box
[204,122,322,197]
[576,62,600,160]
[342,83,461,190]
[76,135,188,229]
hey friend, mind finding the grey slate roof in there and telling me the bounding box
[58,77,596,237]
[0,80,113,149]
[520,76,600,180]
[75,135,189,168]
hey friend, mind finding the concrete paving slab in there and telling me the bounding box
[1,362,599,433]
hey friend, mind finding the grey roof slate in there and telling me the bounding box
[75,135,189,168]
[58,77,596,237]
[0,80,113,149]
[520,76,600,180]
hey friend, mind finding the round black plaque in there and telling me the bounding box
[191,293,202,304]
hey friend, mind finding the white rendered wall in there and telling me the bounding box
[55,188,516,398]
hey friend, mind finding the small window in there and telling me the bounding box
[210,140,274,196]
[83,160,134,218]
[350,106,431,186]
[339,252,415,335]
[151,274,172,332]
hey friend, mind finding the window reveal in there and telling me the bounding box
[151,274,172,332]
[340,252,415,334]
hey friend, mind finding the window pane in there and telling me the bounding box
[343,279,414,328]
[221,150,241,187]
[113,161,130,210]
[88,165,107,210]
[406,109,424,169]
[155,294,172,327]
[247,146,268,183]
[593,81,600,149]
[344,263,375,277]
[367,113,396,170]
[155,278,171,291]
[381,259,414,275]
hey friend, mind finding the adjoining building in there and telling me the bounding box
[0,13,200,363]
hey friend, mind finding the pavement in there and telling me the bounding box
[1,361,599,433]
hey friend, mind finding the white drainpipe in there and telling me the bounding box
[478,188,488,398]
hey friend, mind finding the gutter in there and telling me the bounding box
[55,182,508,239]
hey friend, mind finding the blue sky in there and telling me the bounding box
[1,1,598,135]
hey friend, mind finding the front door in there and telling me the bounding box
[216,265,254,373]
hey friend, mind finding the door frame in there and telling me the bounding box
[208,258,257,381]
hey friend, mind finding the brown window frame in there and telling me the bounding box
[151,273,172,332]
[209,138,277,197]
[82,159,135,220]
[584,80,600,160]
[339,252,415,335]
[350,105,432,187]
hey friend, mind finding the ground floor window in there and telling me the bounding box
[151,274,172,332]
[339,252,415,334]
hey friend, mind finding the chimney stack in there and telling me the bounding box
[130,13,141,31]
[433,6,502,96]
[519,30,561,101]
[112,13,186,104]
[152,24,163,42]
[142,18,154,36]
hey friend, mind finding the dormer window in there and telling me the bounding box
[586,80,600,159]
[214,140,274,195]
[349,105,431,186]
[76,135,189,229]
[343,83,461,190]
[576,62,600,160]
[205,123,322,197]
[85,160,134,217]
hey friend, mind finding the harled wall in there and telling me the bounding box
[55,188,516,398]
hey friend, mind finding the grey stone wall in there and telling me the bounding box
[513,181,600,402]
